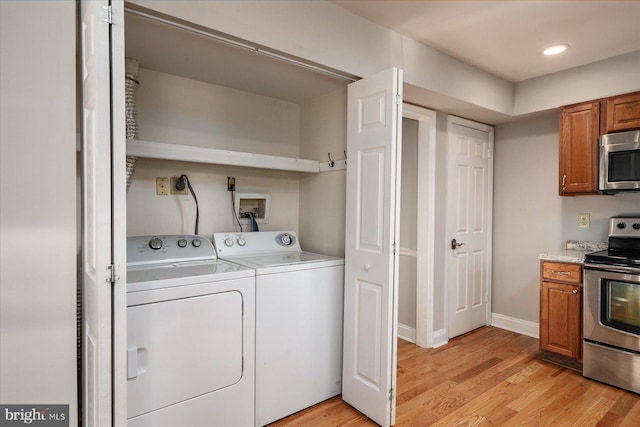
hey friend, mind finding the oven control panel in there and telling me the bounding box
[609,216,640,237]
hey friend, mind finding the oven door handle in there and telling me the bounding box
[584,263,640,275]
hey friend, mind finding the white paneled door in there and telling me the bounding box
[445,117,493,339]
[80,1,126,426]
[343,68,403,427]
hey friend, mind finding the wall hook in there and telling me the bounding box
[328,152,335,167]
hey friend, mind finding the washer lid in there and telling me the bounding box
[232,251,329,268]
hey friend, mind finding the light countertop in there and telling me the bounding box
[538,240,608,264]
[538,249,593,264]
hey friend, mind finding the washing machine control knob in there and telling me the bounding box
[148,237,163,250]
[276,233,295,246]
[224,238,234,247]
[177,239,188,248]
[237,237,246,246]
[192,238,202,248]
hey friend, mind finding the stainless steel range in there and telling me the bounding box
[584,216,640,394]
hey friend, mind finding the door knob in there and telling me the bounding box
[451,238,465,250]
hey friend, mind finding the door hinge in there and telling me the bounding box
[106,264,119,284]
[394,94,402,105]
[389,387,395,401]
[103,5,113,25]
[392,242,397,255]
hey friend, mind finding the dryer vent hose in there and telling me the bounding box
[125,58,139,193]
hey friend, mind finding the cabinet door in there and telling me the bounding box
[540,281,582,359]
[559,102,599,195]
[604,91,640,133]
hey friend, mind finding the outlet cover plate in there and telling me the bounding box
[156,177,169,195]
[578,213,590,229]
[170,177,189,195]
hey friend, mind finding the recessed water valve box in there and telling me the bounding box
[234,193,271,225]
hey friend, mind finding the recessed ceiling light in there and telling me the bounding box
[543,44,569,56]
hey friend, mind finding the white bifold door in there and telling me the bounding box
[343,68,403,427]
[80,0,126,425]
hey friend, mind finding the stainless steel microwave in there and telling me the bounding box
[599,130,640,192]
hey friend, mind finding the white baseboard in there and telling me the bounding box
[491,313,539,339]
[432,329,448,348]
[397,323,416,343]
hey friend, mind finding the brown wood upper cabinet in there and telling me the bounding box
[603,91,640,133]
[559,101,600,195]
[559,91,640,196]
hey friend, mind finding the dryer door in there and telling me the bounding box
[127,290,243,419]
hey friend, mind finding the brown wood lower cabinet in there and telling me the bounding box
[540,261,583,363]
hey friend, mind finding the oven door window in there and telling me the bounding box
[608,150,640,182]
[600,279,640,335]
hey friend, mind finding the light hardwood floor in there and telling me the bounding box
[271,326,640,426]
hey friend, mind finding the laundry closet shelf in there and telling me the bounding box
[126,139,320,173]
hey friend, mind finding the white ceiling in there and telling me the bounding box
[332,0,640,82]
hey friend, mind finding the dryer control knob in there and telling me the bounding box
[148,238,163,250]
[224,238,234,247]
[633,223,640,230]
[177,239,188,248]
[192,238,202,248]
[617,222,627,229]
[237,237,246,246]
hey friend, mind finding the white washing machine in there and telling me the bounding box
[126,235,255,427]
[213,231,344,427]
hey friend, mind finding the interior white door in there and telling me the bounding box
[80,1,126,425]
[343,67,403,427]
[445,116,494,339]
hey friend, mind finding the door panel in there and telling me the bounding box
[359,148,385,251]
[446,118,493,339]
[343,68,402,427]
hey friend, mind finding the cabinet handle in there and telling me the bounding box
[561,174,567,191]
[551,269,571,276]
[572,289,578,294]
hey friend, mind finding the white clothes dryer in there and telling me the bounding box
[126,235,255,427]
[213,231,344,427]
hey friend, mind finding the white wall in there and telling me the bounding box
[493,112,640,324]
[298,88,348,257]
[127,159,302,236]
[398,118,419,328]
[137,69,301,157]
[0,1,78,425]
[127,69,303,237]
[514,51,640,116]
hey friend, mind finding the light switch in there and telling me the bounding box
[578,213,590,229]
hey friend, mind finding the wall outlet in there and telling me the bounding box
[228,176,236,191]
[170,177,189,195]
[578,213,590,229]
[156,177,169,195]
